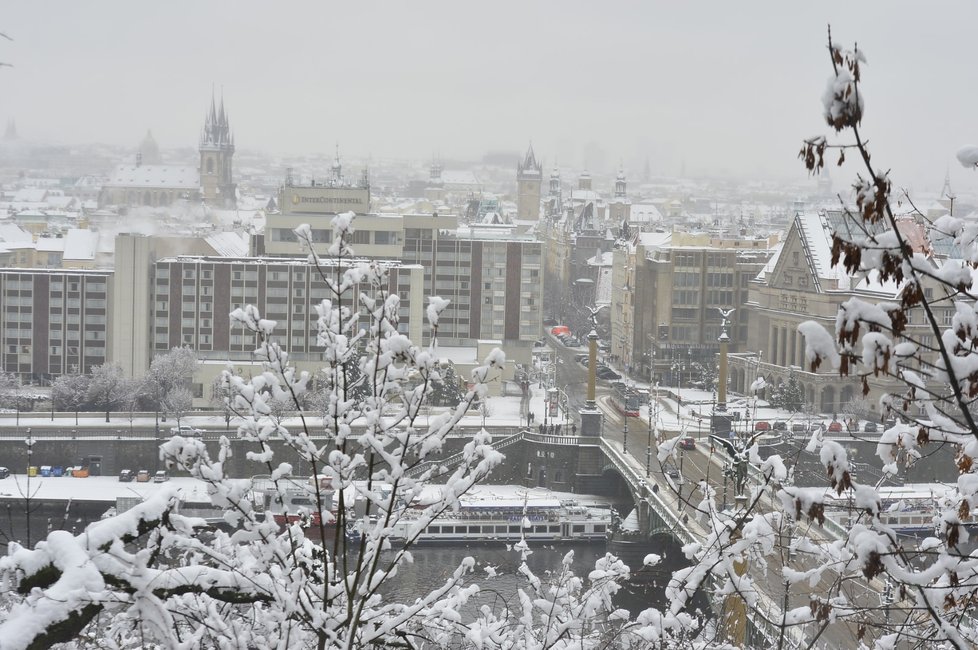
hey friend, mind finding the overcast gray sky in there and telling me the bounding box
[3,1,977,189]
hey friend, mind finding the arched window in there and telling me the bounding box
[206,158,214,174]
[143,191,152,206]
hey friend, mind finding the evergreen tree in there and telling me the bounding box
[430,362,464,407]
[770,375,805,412]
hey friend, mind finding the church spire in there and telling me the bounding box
[941,167,955,201]
[518,142,542,177]
[330,142,343,185]
[614,164,627,198]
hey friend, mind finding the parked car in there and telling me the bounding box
[827,421,844,433]
[863,421,879,433]
[666,467,683,484]
[574,353,588,363]
[0,467,9,479]
[136,469,151,483]
[563,337,581,347]
[678,436,696,451]
[551,325,570,337]
[598,340,611,351]
[153,470,170,483]
[170,424,203,437]
[754,421,771,431]
[543,318,558,328]
[533,339,546,347]
[596,368,622,381]
[790,422,809,434]
[773,420,787,431]
[118,469,134,482]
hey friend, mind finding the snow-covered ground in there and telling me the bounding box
[0,475,210,504]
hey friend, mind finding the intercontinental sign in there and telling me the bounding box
[284,187,370,214]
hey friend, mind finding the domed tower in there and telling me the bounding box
[578,169,592,191]
[199,92,236,207]
[517,142,542,220]
[547,166,562,219]
[614,166,627,198]
[609,165,631,224]
[139,130,162,165]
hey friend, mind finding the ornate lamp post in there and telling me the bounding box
[25,428,33,546]
[647,383,655,476]
[623,395,629,455]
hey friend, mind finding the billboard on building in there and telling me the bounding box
[282,186,370,214]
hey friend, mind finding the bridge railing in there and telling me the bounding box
[600,437,816,649]
[710,445,846,542]
[404,429,526,479]
[522,432,600,446]
[598,437,696,545]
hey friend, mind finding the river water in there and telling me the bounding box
[379,540,668,616]
[3,509,671,620]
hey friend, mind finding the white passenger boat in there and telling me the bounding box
[390,485,613,544]
[826,483,969,535]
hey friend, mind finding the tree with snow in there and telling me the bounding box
[429,360,464,407]
[789,27,978,648]
[52,370,91,426]
[86,362,130,423]
[145,346,197,422]
[163,385,193,429]
[0,370,20,411]
[769,374,805,412]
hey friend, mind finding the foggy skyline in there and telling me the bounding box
[4,2,978,191]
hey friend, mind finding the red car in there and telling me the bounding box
[827,421,843,433]
[678,436,696,450]
[754,421,770,431]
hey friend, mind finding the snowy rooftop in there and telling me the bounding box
[63,228,98,261]
[12,188,49,203]
[570,190,602,202]
[436,346,479,365]
[440,170,480,187]
[204,231,250,257]
[0,223,33,243]
[105,164,199,189]
[630,203,664,223]
[637,230,672,249]
[35,236,65,253]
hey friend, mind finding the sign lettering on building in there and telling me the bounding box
[283,187,370,214]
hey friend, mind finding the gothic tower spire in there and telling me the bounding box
[516,142,543,220]
[200,90,236,207]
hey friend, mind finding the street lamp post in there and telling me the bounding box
[647,387,653,477]
[722,463,732,512]
[623,406,629,455]
[25,427,33,547]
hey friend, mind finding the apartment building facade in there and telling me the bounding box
[611,231,776,383]
[148,256,425,362]
[0,268,110,382]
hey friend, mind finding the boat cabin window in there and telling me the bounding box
[594,525,606,533]
[572,524,585,533]
[534,525,546,533]
[549,525,559,533]
[430,526,440,534]
[291,498,313,507]
[468,526,480,534]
